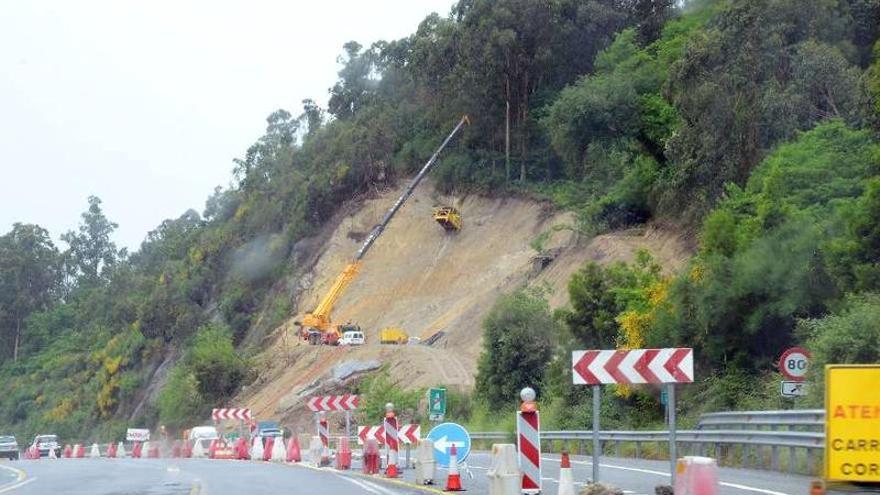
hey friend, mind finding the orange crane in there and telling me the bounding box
[295,115,470,345]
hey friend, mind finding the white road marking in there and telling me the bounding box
[339,474,397,495]
[539,456,793,495]
[0,478,35,493]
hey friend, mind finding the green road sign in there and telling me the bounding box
[429,388,446,421]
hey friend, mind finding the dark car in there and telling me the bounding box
[0,436,18,460]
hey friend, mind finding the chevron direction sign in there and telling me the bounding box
[572,348,694,385]
[307,394,359,412]
[211,408,252,421]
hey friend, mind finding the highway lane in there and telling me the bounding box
[0,452,814,495]
[364,451,813,495]
[0,458,427,495]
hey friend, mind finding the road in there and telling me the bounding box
[0,452,813,495]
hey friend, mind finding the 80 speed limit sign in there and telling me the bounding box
[778,347,811,382]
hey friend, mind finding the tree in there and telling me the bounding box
[0,224,60,361]
[475,290,556,410]
[61,196,120,288]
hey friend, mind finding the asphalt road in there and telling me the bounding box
[0,452,814,495]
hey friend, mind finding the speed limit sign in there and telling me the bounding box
[778,347,811,382]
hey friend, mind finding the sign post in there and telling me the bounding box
[592,385,600,483]
[573,348,694,485]
[429,388,447,422]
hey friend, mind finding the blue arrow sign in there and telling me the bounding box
[426,422,471,467]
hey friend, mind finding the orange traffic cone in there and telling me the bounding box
[558,451,575,495]
[444,444,463,491]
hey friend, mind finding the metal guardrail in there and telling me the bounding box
[469,410,826,476]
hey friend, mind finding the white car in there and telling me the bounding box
[188,426,219,456]
[339,331,365,346]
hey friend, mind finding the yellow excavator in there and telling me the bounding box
[295,115,470,345]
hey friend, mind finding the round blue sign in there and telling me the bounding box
[426,422,471,467]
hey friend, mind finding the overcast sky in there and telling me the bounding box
[0,0,454,251]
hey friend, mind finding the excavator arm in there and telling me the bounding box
[296,115,470,344]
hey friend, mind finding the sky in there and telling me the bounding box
[0,0,454,251]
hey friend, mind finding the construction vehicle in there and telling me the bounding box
[294,115,470,345]
[433,206,462,231]
[379,327,409,345]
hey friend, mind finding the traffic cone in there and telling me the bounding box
[262,437,274,461]
[90,443,100,458]
[286,436,301,463]
[444,444,463,491]
[62,445,72,458]
[558,451,575,495]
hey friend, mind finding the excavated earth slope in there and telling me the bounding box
[236,182,690,424]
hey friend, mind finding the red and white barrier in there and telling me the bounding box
[358,425,385,445]
[384,406,399,478]
[270,436,287,461]
[74,444,85,458]
[318,416,330,466]
[517,388,541,494]
[286,436,301,463]
[90,443,100,458]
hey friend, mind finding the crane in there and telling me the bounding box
[295,115,470,345]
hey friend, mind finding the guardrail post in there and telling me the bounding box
[635,441,640,459]
[770,425,780,471]
[578,440,584,456]
[787,446,796,473]
[615,441,620,458]
[807,448,815,476]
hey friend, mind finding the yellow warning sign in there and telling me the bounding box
[825,365,880,482]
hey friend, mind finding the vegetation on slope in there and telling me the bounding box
[0,0,878,438]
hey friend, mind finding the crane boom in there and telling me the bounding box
[354,114,470,261]
[296,115,469,343]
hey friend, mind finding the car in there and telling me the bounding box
[31,434,61,458]
[187,426,219,457]
[339,330,365,346]
[0,436,18,460]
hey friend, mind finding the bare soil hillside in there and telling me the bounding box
[236,182,691,424]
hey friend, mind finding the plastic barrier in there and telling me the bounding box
[182,440,193,458]
[262,437,274,461]
[48,446,57,459]
[362,438,380,474]
[147,442,160,458]
[106,442,117,458]
[62,445,72,458]
[286,436,301,463]
[171,440,182,458]
[250,436,264,460]
[270,436,287,461]
[444,444,464,491]
[132,441,142,458]
[487,444,520,495]
[674,457,719,495]
[308,436,323,467]
[191,440,205,458]
[414,439,436,485]
[335,437,351,470]
[233,437,249,460]
[117,442,127,458]
[74,444,85,458]
[90,443,100,458]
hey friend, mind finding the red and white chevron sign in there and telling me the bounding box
[306,394,359,412]
[572,348,694,385]
[357,425,385,445]
[211,408,252,421]
[398,424,420,445]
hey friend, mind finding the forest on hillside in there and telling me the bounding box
[0,0,878,439]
